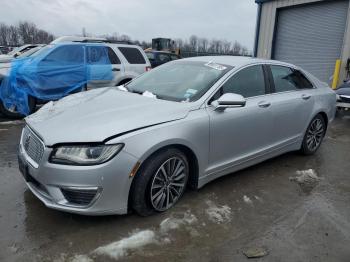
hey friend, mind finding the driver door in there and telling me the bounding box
[206,64,274,174]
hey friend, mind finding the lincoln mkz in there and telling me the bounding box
[18,57,336,215]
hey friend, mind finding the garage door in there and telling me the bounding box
[273,0,348,83]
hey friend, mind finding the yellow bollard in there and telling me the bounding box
[332,59,341,89]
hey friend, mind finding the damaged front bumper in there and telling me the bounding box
[17,128,138,215]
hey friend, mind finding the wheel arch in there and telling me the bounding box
[317,111,328,129]
[127,143,199,212]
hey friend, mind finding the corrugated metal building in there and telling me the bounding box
[254,0,350,85]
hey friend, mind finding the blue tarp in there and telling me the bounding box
[0,43,114,115]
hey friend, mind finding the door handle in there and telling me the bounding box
[112,68,120,71]
[301,94,311,100]
[258,101,271,108]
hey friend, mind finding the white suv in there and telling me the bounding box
[52,36,151,89]
[0,36,151,118]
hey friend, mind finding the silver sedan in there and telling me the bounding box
[18,56,336,216]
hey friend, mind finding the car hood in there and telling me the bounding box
[26,87,193,146]
[336,85,350,96]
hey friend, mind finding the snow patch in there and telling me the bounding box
[205,200,231,223]
[289,169,321,193]
[160,211,197,234]
[93,230,156,260]
[254,195,263,202]
[292,169,321,183]
[79,211,198,260]
[70,254,93,262]
[116,85,128,92]
[142,90,157,98]
[243,195,253,204]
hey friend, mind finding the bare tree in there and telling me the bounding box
[241,46,248,56]
[174,38,184,49]
[82,27,87,37]
[232,41,242,55]
[222,40,231,54]
[0,23,9,45]
[189,35,198,52]
[8,25,19,46]
[119,34,131,42]
[198,37,208,52]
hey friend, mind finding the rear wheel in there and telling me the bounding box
[300,114,326,155]
[0,96,36,119]
[131,148,189,216]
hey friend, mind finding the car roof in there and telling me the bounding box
[182,56,294,68]
[51,42,141,49]
[146,50,178,55]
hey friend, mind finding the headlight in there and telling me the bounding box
[50,144,124,165]
[336,94,340,101]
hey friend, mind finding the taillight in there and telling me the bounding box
[145,66,152,72]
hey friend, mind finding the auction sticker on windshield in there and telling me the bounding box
[204,61,227,71]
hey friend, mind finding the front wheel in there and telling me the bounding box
[300,114,326,155]
[131,148,189,216]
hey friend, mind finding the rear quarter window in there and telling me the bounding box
[270,65,313,92]
[294,70,313,89]
[118,47,146,64]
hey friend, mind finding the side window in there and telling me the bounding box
[107,47,121,64]
[43,45,84,64]
[221,65,266,98]
[158,53,170,62]
[118,47,146,64]
[294,70,313,89]
[270,65,307,92]
[87,46,110,65]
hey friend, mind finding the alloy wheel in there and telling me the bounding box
[150,157,187,211]
[306,118,324,152]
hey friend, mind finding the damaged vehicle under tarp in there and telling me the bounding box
[0,43,114,118]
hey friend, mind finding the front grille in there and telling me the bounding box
[61,188,98,206]
[22,126,44,165]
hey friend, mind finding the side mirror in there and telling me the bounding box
[211,93,246,111]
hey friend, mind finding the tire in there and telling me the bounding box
[131,148,189,216]
[300,114,326,155]
[0,96,36,119]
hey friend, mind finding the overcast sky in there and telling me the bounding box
[1,0,258,50]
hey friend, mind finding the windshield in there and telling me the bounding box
[18,46,44,58]
[28,44,54,58]
[126,61,232,102]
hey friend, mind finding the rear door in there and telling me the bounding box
[266,65,315,146]
[206,64,274,173]
[86,45,122,89]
